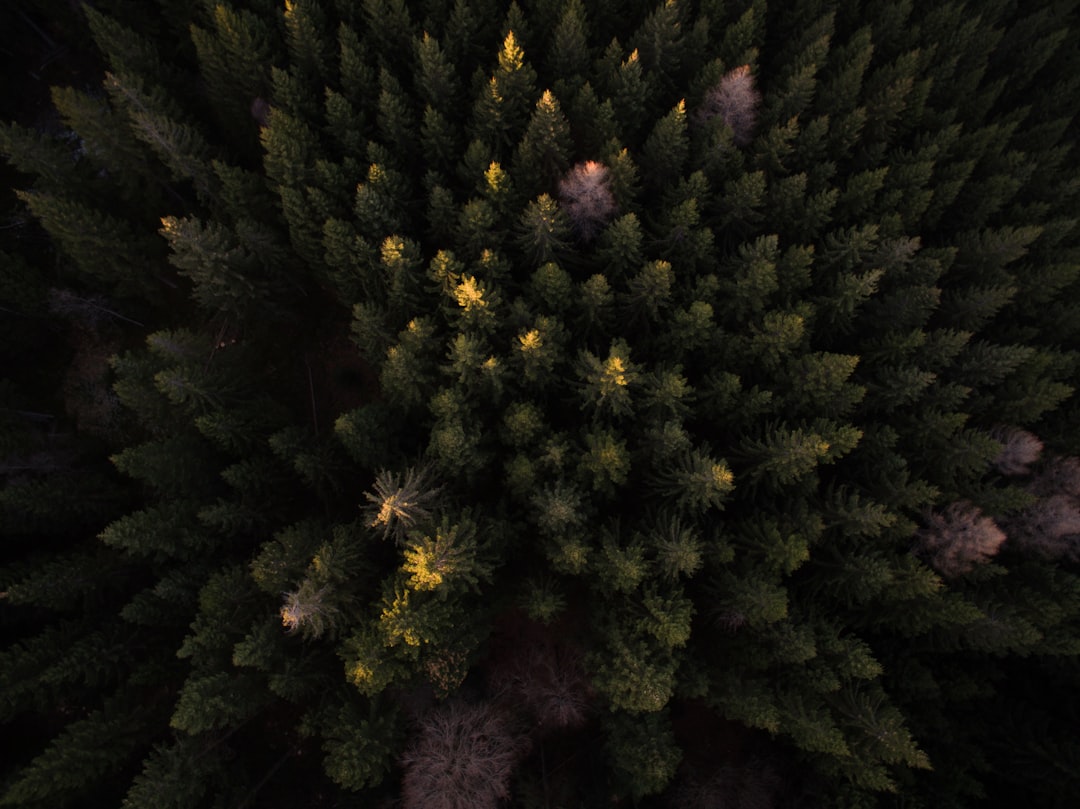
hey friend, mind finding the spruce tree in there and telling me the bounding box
[3,1,1080,807]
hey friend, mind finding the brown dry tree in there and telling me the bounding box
[915,501,1006,577]
[697,64,761,146]
[991,427,1044,476]
[400,700,531,809]
[557,160,618,241]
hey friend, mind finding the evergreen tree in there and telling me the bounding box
[4,1,1080,806]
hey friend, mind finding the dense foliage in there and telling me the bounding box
[2,0,1080,806]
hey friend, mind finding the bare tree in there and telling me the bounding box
[1031,455,1080,499]
[48,287,144,327]
[1007,456,1080,560]
[991,427,1043,476]
[697,64,761,147]
[557,160,618,241]
[400,700,530,809]
[489,638,590,732]
[916,501,1006,577]
[1010,495,1080,560]
[667,759,783,809]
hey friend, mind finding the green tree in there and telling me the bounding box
[4,2,1080,807]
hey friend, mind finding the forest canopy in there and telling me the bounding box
[2,0,1080,807]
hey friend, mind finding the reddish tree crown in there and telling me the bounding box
[916,501,1006,577]
[557,160,618,241]
[698,64,761,146]
[991,427,1044,476]
[400,700,530,809]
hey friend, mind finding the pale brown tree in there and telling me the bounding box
[697,65,761,146]
[557,160,617,241]
[916,501,1006,577]
[488,638,590,732]
[400,700,530,809]
[991,427,1043,476]
[1007,456,1080,560]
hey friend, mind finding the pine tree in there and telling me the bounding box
[159,215,279,316]
[1,544,129,613]
[603,709,682,799]
[516,192,572,265]
[15,190,161,290]
[0,121,86,193]
[513,89,572,196]
[588,623,678,713]
[120,735,238,809]
[49,85,157,201]
[472,30,539,157]
[5,1,1080,806]
[641,98,688,189]
[599,40,647,142]
[189,3,278,147]
[650,448,735,513]
[363,466,442,543]
[1,695,161,807]
[547,0,590,97]
[103,71,218,203]
[317,698,401,791]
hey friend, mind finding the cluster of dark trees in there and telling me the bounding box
[2,0,1080,806]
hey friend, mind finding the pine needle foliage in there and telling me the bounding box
[363,466,442,543]
[2,1,1080,807]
